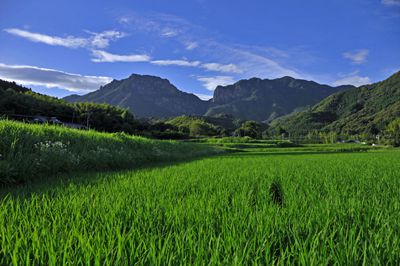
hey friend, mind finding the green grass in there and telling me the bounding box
[192,138,383,153]
[1,149,399,265]
[232,143,383,153]
[0,120,221,183]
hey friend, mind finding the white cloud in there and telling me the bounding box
[4,28,126,49]
[194,93,213,100]
[207,42,303,79]
[4,28,87,48]
[161,28,179,37]
[197,76,235,91]
[118,16,133,24]
[343,49,369,65]
[117,13,192,39]
[185,41,198,50]
[333,74,371,87]
[382,0,400,6]
[201,63,242,74]
[0,63,112,93]
[150,59,201,67]
[113,12,305,80]
[86,30,126,49]
[91,50,151,63]
[151,59,242,73]
[90,48,242,75]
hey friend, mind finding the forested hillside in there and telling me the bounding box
[0,80,140,133]
[269,71,400,136]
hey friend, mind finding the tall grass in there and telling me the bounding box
[0,120,221,183]
[0,149,399,264]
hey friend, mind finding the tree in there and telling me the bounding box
[386,118,400,146]
[189,121,217,137]
[234,121,262,139]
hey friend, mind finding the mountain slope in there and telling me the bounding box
[206,76,353,121]
[65,74,353,120]
[269,71,400,135]
[0,79,139,134]
[64,74,209,118]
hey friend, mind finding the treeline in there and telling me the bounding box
[268,71,400,142]
[0,81,268,140]
[0,80,141,134]
[155,116,267,139]
[1,79,399,145]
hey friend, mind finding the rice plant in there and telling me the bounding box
[0,148,399,264]
[0,120,221,183]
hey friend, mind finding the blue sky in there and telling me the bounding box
[0,0,399,99]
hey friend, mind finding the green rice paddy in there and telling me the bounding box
[1,146,399,264]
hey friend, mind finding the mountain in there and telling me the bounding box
[269,71,400,135]
[65,74,353,121]
[64,74,209,118]
[207,76,354,122]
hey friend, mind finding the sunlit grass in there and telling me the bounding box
[0,120,220,183]
[1,149,399,264]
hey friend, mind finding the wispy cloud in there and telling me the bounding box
[85,30,126,49]
[115,12,303,79]
[0,63,112,93]
[219,44,303,79]
[151,59,200,67]
[185,41,198,50]
[161,28,179,37]
[150,59,242,74]
[333,71,371,87]
[92,47,241,74]
[91,50,150,63]
[381,0,400,6]
[343,49,369,65]
[201,63,242,74]
[118,16,133,24]
[4,28,126,49]
[197,76,235,91]
[116,12,206,52]
[4,28,87,48]
[117,13,190,39]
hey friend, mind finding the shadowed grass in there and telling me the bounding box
[269,179,284,207]
[0,149,399,264]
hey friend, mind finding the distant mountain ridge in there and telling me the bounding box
[64,74,208,118]
[64,73,354,121]
[208,76,353,121]
[269,71,400,135]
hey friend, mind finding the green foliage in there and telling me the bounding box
[234,120,262,139]
[0,120,221,183]
[73,102,139,133]
[0,81,141,134]
[269,71,400,137]
[166,115,221,137]
[0,149,399,264]
[386,118,400,146]
[189,120,218,137]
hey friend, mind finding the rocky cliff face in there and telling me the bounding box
[64,74,209,118]
[65,73,354,121]
[207,76,354,121]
